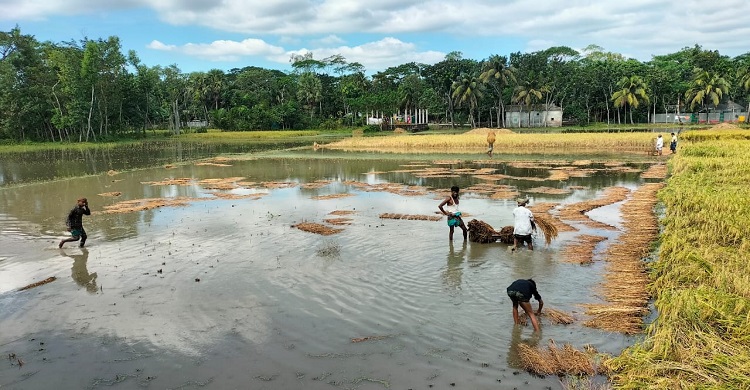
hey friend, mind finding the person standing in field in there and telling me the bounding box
[438,185,468,241]
[512,198,535,251]
[59,197,91,248]
[487,130,496,157]
[670,132,677,154]
[655,134,664,156]
[507,278,544,332]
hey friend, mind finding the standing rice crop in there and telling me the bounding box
[607,135,750,388]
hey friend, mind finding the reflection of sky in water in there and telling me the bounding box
[0,155,649,387]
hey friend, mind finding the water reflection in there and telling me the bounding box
[62,248,98,293]
[442,240,467,290]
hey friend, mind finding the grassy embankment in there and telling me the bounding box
[609,129,750,388]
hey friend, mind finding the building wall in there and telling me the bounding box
[506,110,563,127]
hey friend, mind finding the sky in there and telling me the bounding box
[2,0,749,75]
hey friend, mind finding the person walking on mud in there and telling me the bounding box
[512,198,535,251]
[438,185,468,241]
[59,197,91,248]
[486,130,496,158]
[507,278,544,332]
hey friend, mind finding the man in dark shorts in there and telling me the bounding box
[506,278,544,331]
[59,197,91,248]
[512,198,536,251]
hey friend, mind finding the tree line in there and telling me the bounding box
[2,26,750,142]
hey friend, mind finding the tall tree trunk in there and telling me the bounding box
[87,85,94,142]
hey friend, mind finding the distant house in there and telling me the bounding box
[504,104,563,128]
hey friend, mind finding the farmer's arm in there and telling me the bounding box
[438,197,450,215]
[533,290,543,314]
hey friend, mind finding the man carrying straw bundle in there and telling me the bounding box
[486,130,496,158]
[512,198,535,251]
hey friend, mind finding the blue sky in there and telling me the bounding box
[2,0,749,75]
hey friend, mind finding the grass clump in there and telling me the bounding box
[608,132,750,388]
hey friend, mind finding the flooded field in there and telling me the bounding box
[0,144,666,389]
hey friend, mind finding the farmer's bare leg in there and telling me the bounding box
[459,219,468,241]
[520,301,540,332]
[59,236,81,248]
[448,226,455,240]
[512,301,520,325]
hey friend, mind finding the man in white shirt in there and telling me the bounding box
[655,134,664,156]
[512,198,535,251]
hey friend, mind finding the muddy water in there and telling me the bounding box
[0,146,652,389]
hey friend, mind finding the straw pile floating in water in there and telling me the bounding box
[517,308,576,326]
[379,213,442,221]
[467,219,504,243]
[517,340,608,376]
[18,277,57,291]
[293,222,343,235]
[562,235,608,264]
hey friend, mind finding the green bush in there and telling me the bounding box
[363,125,380,134]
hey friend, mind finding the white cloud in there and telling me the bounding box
[148,38,285,62]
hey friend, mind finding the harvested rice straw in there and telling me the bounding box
[517,340,601,376]
[329,210,355,216]
[98,192,122,197]
[143,178,193,186]
[533,215,558,245]
[98,197,204,214]
[324,217,353,225]
[301,180,332,189]
[379,213,442,221]
[210,192,266,200]
[432,160,463,165]
[526,186,572,195]
[527,203,576,233]
[467,219,501,243]
[195,162,232,167]
[107,170,118,176]
[351,335,391,343]
[473,174,511,181]
[490,189,520,199]
[583,183,663,334]
[641,163,668,179]
[518,307,576,325]
[561,235,607,264]
[547,170,570,181]
[312,193,355,200]
[261,181,298,189]
[293,222,343,236]
[572,160,593,166]
[18,276,57,291]
[164,164,176,169]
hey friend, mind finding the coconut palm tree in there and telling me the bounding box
[611,75,650,124]
[479,55,516,128]
[739,66,750,123]
[513,80,548,127]
[451,74,484,128]
[684,68,729,115]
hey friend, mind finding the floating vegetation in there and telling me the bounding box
[562,235,607,264]
[301,180,332,189]
[98,192,122,197]
[583,183,663,334]
[379,213,442,221]
[526,186,572,195]
[142,178,193,186]
[98,197,203,214]
[198,177,245,190]
[260,181,298,189]
[329,210,355,216]
[324,217,353,225]
[517,340,609,376]
[640,163,667,179]
[547,170,570,181]
[18,276,57,291]
[312,193,355,200]
[293,222,343,236]
[518,308,576,326]
[351,335,393,343]
[210,192,266,200]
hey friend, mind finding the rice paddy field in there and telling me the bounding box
[0,126,746,389]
